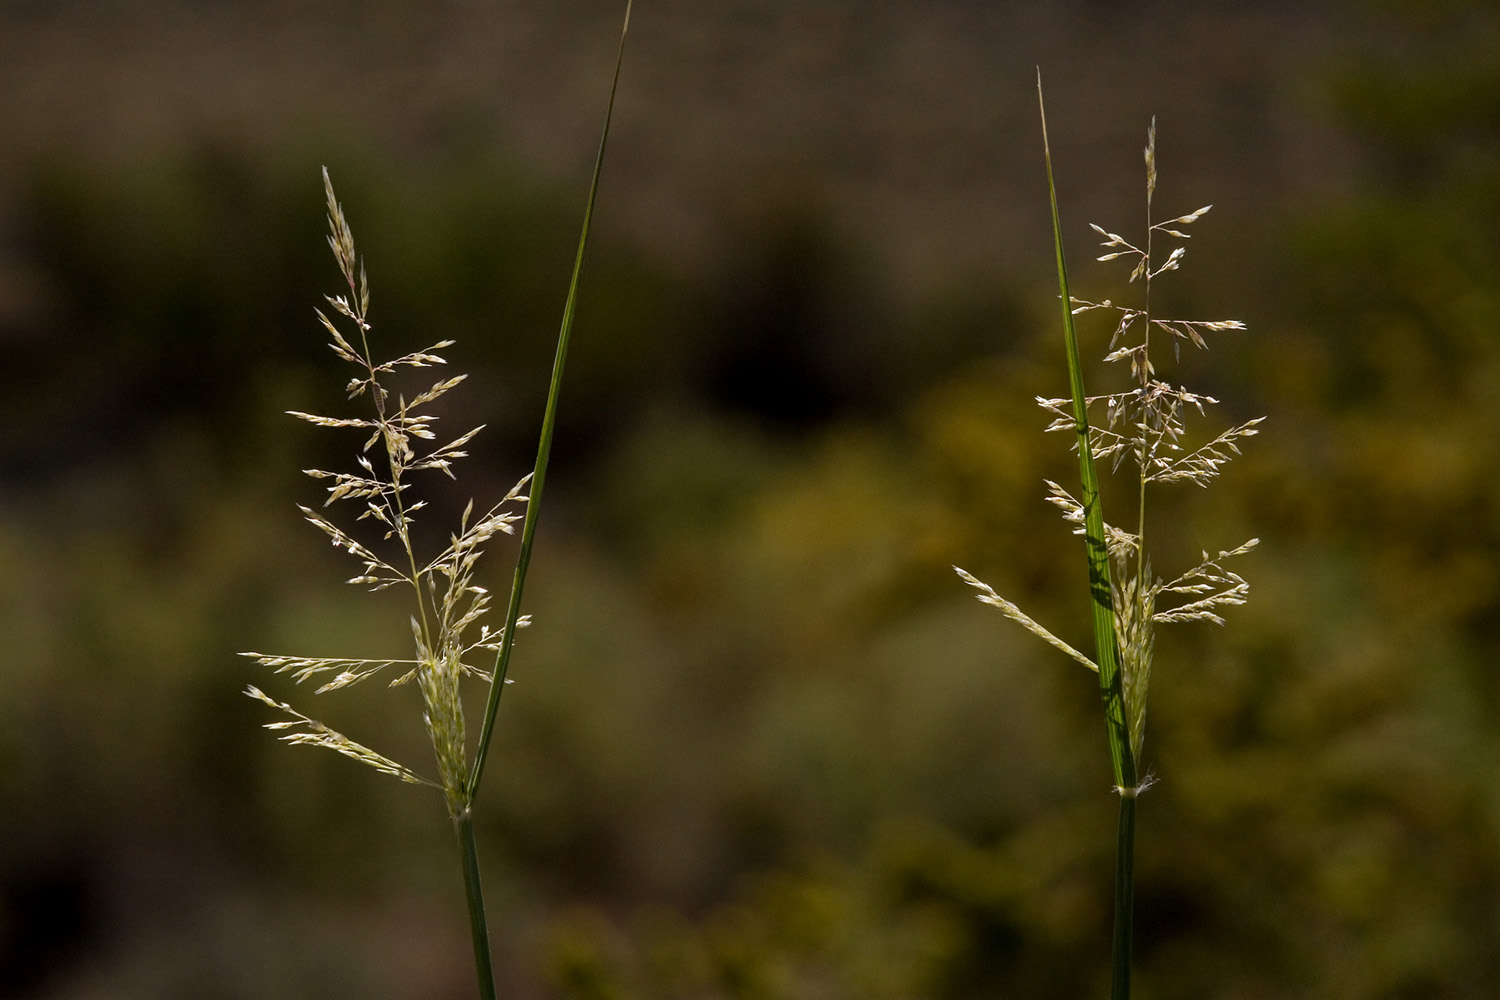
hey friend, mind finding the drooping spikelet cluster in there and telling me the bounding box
[244,169,529,817]
[959,121,1262,767]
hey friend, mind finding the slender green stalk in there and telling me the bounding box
[1038,73,1138,1000]
[244,10,631,996]
[467,1,631,805]
[455,809,498,1000]
[961,74,1255,1000]
[1112,795,1137,1000]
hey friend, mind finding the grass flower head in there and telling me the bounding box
[243,169,531,819]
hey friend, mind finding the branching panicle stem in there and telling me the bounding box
[245,7,633,998]
[958,74,1258,999]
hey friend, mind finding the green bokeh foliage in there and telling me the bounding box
[4,4,1500,997]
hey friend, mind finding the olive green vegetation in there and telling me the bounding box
[4,12,1500,1000]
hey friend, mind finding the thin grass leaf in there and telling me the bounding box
[467,0,631,804]
[1039,81,1135,792]
[1040,73,1140,1000]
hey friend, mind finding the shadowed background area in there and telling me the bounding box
[3,1,1500,998]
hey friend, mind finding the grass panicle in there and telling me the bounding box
[955,78,1262,998]
[242,5,631,997]
[242,167,531,818]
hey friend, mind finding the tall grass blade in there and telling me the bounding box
[1037,72,1138,1000]
[454,7,631,995]
[1036,74,1136,792]
[467,0,632,802]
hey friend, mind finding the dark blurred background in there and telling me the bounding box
[4,1,1499,997]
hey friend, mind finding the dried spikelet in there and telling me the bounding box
[246,686,434,787]
[1112,569,1155,763]
[1154,541,1259,625]
[1144,117,1157,208]
[1042,480,1138,561]
[954,567,1097,672]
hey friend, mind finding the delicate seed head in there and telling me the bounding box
[1145,117,1157,207]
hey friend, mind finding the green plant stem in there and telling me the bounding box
[1038,72,1139,1000]
[1112,794,1137,1000]
[454,808,498,1000]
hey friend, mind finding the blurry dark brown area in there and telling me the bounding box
[3,1,1500,997]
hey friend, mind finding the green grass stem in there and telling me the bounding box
[455,809,498,1000]
[958,74,1252,1000]
[1112,794,1137,1000]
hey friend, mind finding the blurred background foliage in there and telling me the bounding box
[2,1,1499,998]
